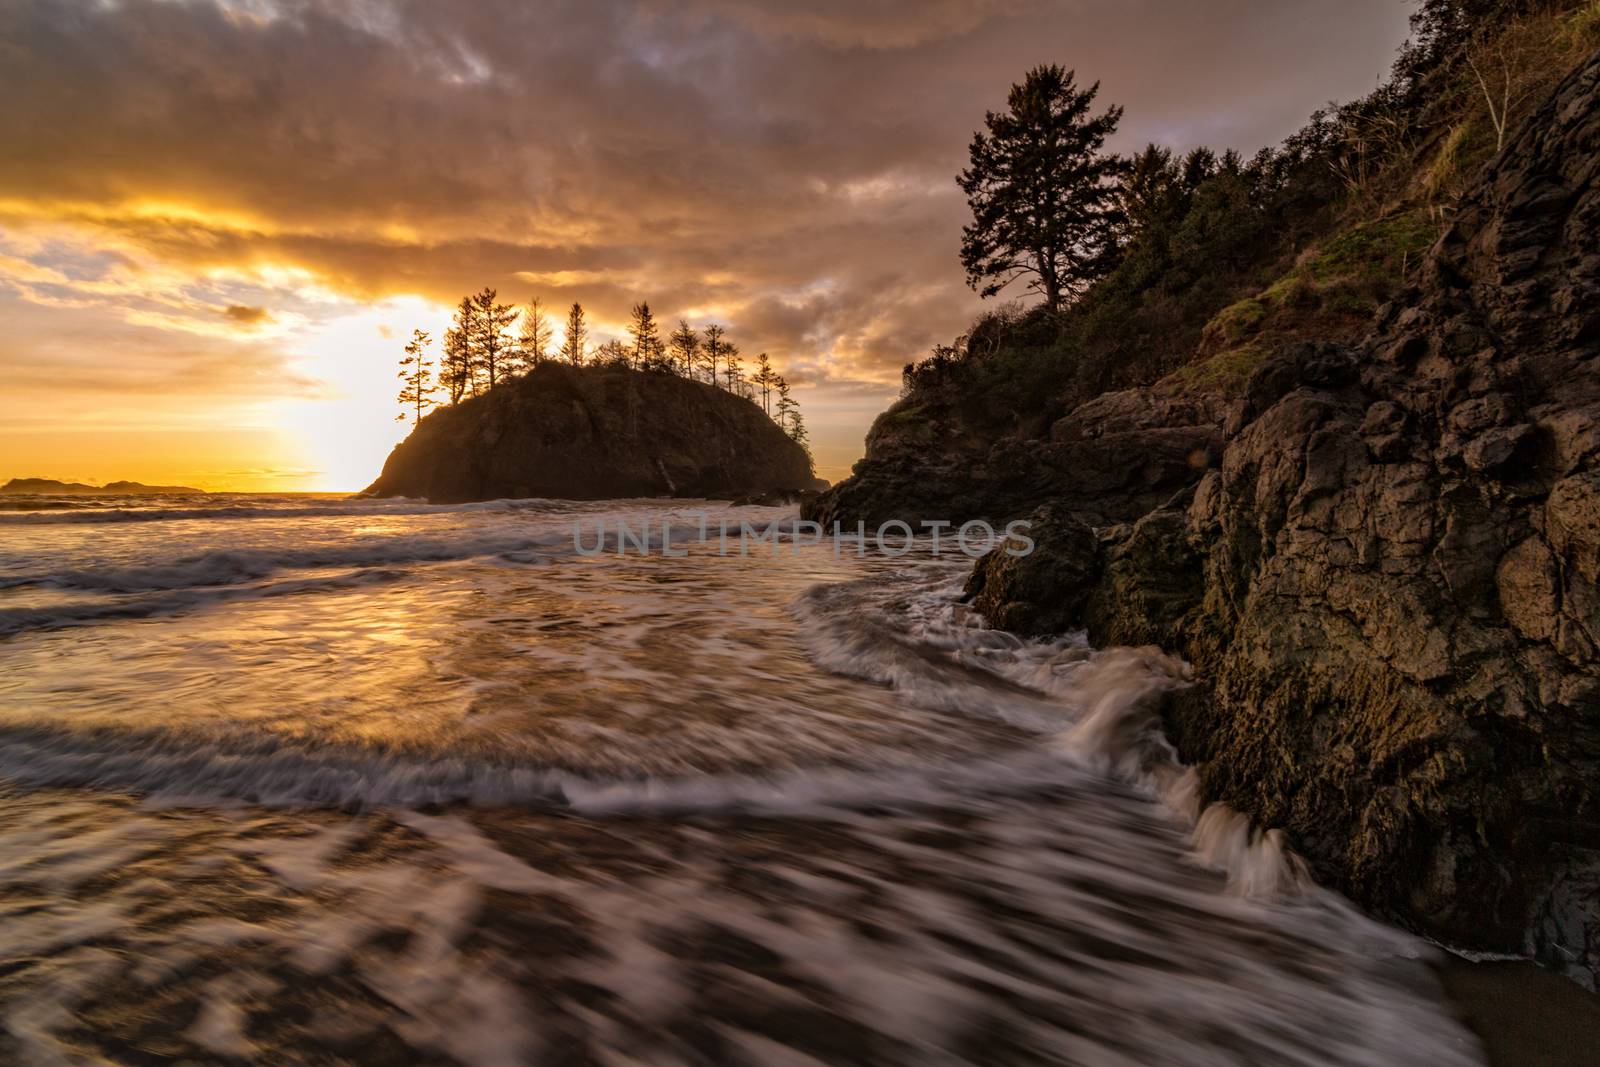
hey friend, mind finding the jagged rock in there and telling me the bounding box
[1050,388,1228,441]
[967,49,1600,986]
[366,363,812,503]
[964,506,1102,634]
[804,384,1221,529]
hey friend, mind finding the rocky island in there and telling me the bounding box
[367,361,816,503]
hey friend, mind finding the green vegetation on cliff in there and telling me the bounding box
[808,0,1600,992]
[812,0,1600,531]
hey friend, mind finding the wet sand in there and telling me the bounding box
[1436,957,1600,1067]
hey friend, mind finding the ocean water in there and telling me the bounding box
[0,494,1483,1065]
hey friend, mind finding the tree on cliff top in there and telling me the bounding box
[753,352,776,415]
[628,302,667,370]
[668,320,700,378]
[595,338,631,366]
[396,329,435,426]
[774,375,796,433]
[701,323,728,384]
[442,298,476,402]
[785,409,810,459]
[561,303,587,365]
[516,296,553,370]
[469,288,518,389]
[957,64,1126,311]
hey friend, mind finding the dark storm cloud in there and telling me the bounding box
[0,0,1412,416]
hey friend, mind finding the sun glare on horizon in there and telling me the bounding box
[274,296,456,493]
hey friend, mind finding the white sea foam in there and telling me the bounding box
[0,498,1486,1065]
[0,494,568,525]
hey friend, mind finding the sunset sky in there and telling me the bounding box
[1,0,1413,491]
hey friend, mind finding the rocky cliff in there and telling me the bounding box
[366,363,814,503]
[804,387,1223,530]
[968,50,1600,985]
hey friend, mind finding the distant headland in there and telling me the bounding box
[0,478,206,496]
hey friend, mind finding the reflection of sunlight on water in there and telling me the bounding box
[0,505,1018,775]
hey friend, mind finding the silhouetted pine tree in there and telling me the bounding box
[628,302,667,370]
[774,375,797,432]
[470,287,517,388]
[1119,145,1179,235]
[443,297,477,400]
[561,303,587,365]
[721,343,742,393]
[596,338,630,366]
[701,324,728,385]
[958,64,1125,310]
[516,296,553,371]
[396,329,435,425]
[669,320,699,378]
[752,352,776,415]
[786,410,810,458]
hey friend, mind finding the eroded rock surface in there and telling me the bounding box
[969,50,1600,983]
[804,385,1221,530]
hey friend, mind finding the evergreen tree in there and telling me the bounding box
[1120,145,1179,236]
[669,320,700,378]
[516,296,553,371]
[786,409,811,459]
[596,338,630,366]
[561,303,587,365]
[721,343,742,393]
[628,301,666,370]
[957,64,1126,310]
[442,297,477,401]
[396,328,435,425]
[774,375,797,432]
[752,352,776,415]
[1114,143,1216,253]
[470,287,517,389]
[701,323,727,385]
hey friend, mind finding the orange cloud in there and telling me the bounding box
[0,0,1413,489]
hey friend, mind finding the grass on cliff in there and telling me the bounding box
[1199,210,1440,350]
[1161,209,1438,399]
[1158,345,1269,399]
[1150,0,1600,402]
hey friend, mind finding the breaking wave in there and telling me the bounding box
[0,497,1484,1066]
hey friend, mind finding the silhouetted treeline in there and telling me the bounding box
[398,292,808,454]
[910,0,1591,416]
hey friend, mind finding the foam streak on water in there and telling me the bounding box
[0,495,1483,1065]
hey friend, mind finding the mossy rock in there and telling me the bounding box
[1159,344,1269,399]
[1203,297,1270,348]
[1307,211,1436,285]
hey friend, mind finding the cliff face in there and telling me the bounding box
[804,388,1223,530]
[969,50,1600,984]
[366,363,814,503]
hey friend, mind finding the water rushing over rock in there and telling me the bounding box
[0,497,1483,1064]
